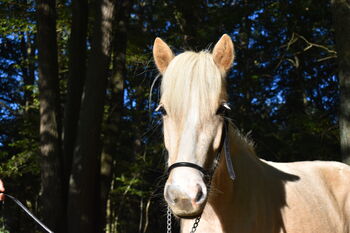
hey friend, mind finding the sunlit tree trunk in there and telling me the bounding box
[332,0,350,165]
[36,0,64,232]
[67,0,115,232]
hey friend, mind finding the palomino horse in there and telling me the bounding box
[153,34,350,233]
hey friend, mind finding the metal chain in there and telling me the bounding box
[167,206,172,233]
[167,207,201,233]
[189,216,201,233]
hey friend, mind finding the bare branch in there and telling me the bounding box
[294,33,337,54]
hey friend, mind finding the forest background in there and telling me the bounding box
[0,0,350,232]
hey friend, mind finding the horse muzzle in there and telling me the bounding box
[164,181,207,218]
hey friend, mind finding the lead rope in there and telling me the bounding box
[3,194,54,233]
[1,199,5,230]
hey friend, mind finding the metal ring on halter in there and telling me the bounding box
[167,162,209,177]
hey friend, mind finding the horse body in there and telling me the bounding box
[152,34,350,233]
[182,126,350,233]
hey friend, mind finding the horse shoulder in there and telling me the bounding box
[315,161,350,228]
[268,160,350,233]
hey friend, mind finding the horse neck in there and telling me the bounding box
[180,125,280,232]
[211,124,263,195]
[199,125,267,230]
[180,126,291,232]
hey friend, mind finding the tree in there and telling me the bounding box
[36,0,64,231]
[99,0,132,232]
[66,0,115,232]
[62,0,88,203]
[332,0,350,165]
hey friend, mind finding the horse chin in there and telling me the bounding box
[170,205,205,219]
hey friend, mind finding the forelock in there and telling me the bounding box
[160,51,226,122]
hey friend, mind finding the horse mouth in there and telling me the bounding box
[174,212,203,219]
[168,202,205,219]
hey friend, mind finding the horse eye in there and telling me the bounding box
[156,105,167,116]
[216,103,231,115]
[216,106,226,115]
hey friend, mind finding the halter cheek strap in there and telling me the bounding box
[223,120,236,180]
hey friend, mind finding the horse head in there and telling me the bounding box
[153,34,234,218]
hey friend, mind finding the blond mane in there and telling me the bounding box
[160,51,227,122]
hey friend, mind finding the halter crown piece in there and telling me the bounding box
[166,118,236,233]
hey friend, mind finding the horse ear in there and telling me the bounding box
[212,34,234,72]
[153,37,174,74]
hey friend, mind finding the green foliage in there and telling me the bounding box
[0,0,36,35]
[0,219,10,233]
[1,139,39,177]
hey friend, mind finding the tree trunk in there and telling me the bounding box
[332,0,350,165]
[36,0,64,232]
[62,0,88,212]
[67,0,115,232]
[99,1,132,232]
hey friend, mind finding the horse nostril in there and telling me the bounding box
[165,186,176,204]
[173,197,178,203]
[195,184,205,204]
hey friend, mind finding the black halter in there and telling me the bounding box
[167,162,209,177]
[167,119,236,181]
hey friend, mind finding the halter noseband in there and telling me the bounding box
[166,119,235,181]
[168,162,209,177]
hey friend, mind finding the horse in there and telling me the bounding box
[152,34,350,233]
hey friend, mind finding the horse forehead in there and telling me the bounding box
[174,102,215,123]
[161,51,223,119]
